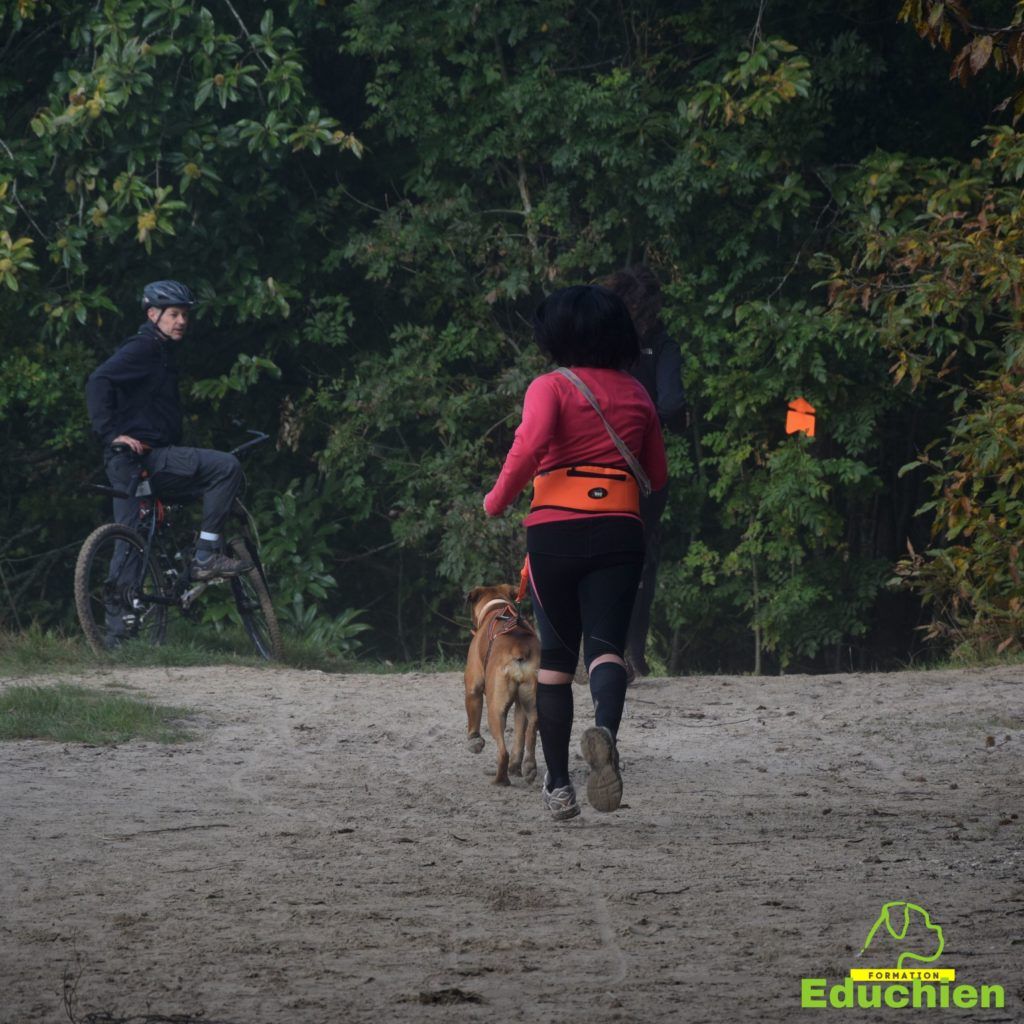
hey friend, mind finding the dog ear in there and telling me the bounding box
[466,586,483,606]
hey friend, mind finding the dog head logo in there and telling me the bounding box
[801,901,1006,1009]
[859,902,944,969]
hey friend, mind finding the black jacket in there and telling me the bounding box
[85,322,182,447]
[632,330,686,425]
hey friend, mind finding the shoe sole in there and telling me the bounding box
[192,565,253,581]
[546,800,581,822]
[581,726,622,812]
[551,806,581,821]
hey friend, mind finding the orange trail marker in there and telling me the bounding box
[786,397,816,437]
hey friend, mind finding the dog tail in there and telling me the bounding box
[504,645,539,686]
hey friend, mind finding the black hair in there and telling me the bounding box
[532,285,640,369]
[601,265,664,341]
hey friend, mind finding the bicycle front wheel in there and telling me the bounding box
[75,523,168,656]
[228,539,283,660]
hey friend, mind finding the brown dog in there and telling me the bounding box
[464,584,540,786]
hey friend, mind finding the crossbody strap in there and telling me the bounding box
[556,367,652,497]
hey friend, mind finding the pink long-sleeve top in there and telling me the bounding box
[484,367,668,527]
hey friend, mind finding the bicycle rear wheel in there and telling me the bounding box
[228,539,283,660]
[75,523,168,656]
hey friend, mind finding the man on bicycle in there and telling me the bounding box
[85,280,252,581]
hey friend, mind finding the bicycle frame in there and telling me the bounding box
[126,500,198,612]
[77,428,282,659]
[80,429,275,635]
[101,435,271,614]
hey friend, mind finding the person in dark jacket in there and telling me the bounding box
[602,266,686,677]
[85,280,251,581]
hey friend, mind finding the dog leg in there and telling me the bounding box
[521,688,539,785]
[487,697,513,786]
[508,698,526,778]
[465,674,485,754]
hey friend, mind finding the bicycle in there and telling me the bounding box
[74,430,284,660]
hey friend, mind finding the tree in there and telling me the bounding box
[334,0,955,668]
[1,1,1012,669]
[0,0,364,634]
[824,127,1024,655]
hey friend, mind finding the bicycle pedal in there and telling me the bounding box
[180,582,210,609]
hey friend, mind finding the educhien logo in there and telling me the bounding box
[800,901,1005,1010]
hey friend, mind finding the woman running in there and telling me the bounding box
[484,285,667,820]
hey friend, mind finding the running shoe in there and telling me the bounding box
[581,725,623,812]
[542,773,581,821]
[190,551,254,581]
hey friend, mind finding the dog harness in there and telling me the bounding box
[475,598,536,674]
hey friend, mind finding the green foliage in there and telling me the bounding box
[191,353,282,404]
[333,1,905,668]
[0,0,364,636]
[284,602,369,652]
[826,123,1024,655]
[202,475,367,654]
[259,475,342,599]
[2,0,1018,670]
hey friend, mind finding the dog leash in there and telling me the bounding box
[516,557,530,602]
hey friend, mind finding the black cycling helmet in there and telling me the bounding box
[141,279,197,311]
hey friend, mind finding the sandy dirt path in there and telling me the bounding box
[2,664,1022,1023]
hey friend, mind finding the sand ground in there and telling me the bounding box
[2,664,1022,1023]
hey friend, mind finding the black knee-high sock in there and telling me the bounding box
[536,683,573,789]
[589,661,628,738]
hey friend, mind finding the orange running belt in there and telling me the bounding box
[531,465,641,516]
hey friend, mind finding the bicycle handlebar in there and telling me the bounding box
[229,430,270,459]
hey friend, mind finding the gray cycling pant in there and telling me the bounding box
[101,446,244,640]
[104,445,244,538]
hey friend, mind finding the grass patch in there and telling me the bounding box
[0,623,270,675]
[278,633,364,672]
[0,625,464,676]
[0,625,93,675]
[0,683,194,744]
[920,644,1024,671]
[107,633,265,668]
